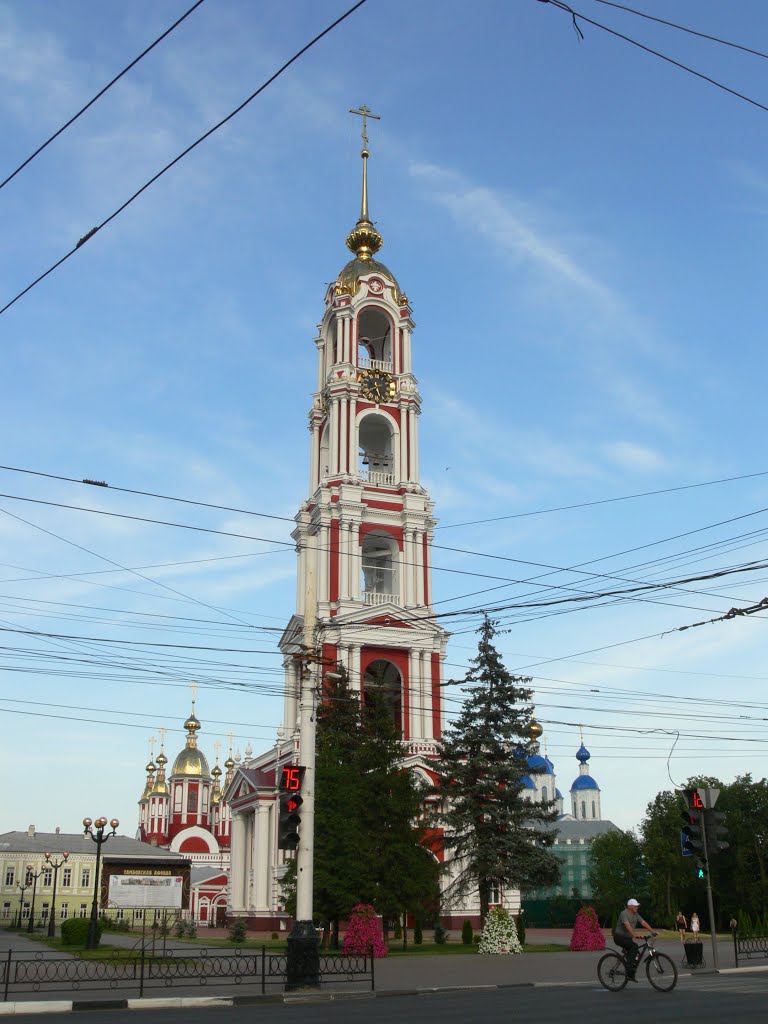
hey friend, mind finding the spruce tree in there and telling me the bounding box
[431,617,560,924]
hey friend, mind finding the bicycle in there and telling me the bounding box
[597,934,678,993]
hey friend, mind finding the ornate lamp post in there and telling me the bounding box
[83,816,119,950]
[44,850,70,937]
[15,877,31,928]
[26,864,42,933]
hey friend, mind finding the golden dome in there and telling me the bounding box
[184,712,201,734]
[155,751,168,767]
[172,746,210,777]
[528,718,543,740]
[336,255,402,304]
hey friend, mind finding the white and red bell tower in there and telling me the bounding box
[225,112,448,926]
[282,107,447,757]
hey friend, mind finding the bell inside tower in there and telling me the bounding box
[358,413,394,483]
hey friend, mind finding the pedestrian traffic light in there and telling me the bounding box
[705,809,729,857]
[277,764,305,851]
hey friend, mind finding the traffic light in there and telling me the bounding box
[695,858,707,881]
[681,808,705,858]
[277,764,305,851]
[705,809,729,858]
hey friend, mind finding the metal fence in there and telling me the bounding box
[2,946,374,1000]
[733,932,768,967]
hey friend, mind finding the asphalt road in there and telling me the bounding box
[9,972,768,1024]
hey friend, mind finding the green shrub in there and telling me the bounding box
[434,923,448,945]
[228,918,247,943]
[516,912,526,945]
[461,920,473,945]
[271,932,279,941]
[61,918,102,947]
[414,920,423,945]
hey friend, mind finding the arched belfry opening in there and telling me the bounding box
[363,658,402,732]
[359,412,395,484]
[357,306,392,370]
[361,530,399,605]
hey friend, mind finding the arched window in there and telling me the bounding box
[363,658,402,732]
[357,307,392,369]
[187,789,198,814]
[591,800,596,819]
[359,413,394,484]
[319,422,330,480]
[361,532,398,605]
[581,800,586,819]
[542,785,548,803]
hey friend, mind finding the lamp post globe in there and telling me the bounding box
[83,815,118,950]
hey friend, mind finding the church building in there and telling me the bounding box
[137,700,238,925]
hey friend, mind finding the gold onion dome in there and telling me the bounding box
[155,751,168,767]
[528,718,543,740]
[171,701,210,777]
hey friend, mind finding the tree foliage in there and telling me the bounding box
[588,829,648,921]
[281,667,439,936]
[430,618,560,924]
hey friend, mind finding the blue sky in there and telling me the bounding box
[1,0,768,836]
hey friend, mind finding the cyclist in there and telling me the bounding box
[613,898,656,982]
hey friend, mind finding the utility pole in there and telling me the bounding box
[699,788,720,971]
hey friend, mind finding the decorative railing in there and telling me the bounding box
[733,931,768,967]
[363,592,401,607]
[358,357,392,372]
[1,946,374,1000]
[358,469,395,486]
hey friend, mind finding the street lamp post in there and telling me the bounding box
[44,851,70,938]
[15,879,30,928]
[83,816,119,950]
[26,864,42,933]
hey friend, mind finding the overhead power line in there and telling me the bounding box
[537,0,768,115]
[0,0,370,317]
[592,1,768,61]
[0,0,208,192]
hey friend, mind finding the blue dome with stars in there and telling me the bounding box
[576,743,591,764]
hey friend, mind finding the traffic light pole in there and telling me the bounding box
[286,539,320,989]
[699,811,719,971]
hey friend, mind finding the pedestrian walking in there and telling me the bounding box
[675,911,687,943]
[691,912,700,940]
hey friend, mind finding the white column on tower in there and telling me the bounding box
[253,801,270,909]
[415,529,425,606]
[421,650,433,739]
[329,398,339,476]
[339,517,349,601]
[408,408,419,482]
[408,649,420,742]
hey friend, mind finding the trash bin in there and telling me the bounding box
[684,941,704,967]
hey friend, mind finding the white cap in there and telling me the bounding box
[627,899,640,907]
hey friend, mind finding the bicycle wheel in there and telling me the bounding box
[597,952,629,992]
[646,952,678,992]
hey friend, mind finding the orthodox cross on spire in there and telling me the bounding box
[158,726,167,750]
[190,681,198,710]
[148,735,155,760]
[228,731,234,756]
[348,104,381,230]
[213,739,221,762]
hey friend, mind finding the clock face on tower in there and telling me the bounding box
[359,368,397,403]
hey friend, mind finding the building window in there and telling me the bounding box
[488,882,501,906]
[361,531,398,599]
[41,903,50,920]
[60,903,68,920]
[174,787,183,813]
[188,789,198,814]
[79,904,88,918]
[115,908,124,920]
[81,869,90,888]
[363,659,402,732]
[42,868,52,886]
[4,867,14,886]
[581,800,586,819]
[21,903,30,920]
[542,785,548,803]
[135,909,144,920]
[591,800,596,819]
[62,868,71,887]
